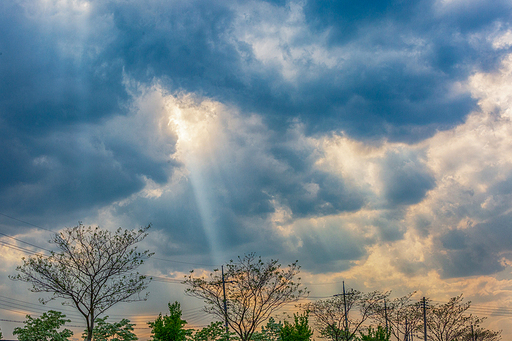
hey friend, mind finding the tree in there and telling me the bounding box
[251,317,283,341]
[359,326,390,341]
[184,253,308,341]
[372,293,423,341]
[279,312,313,341]
[11,223,153,341]
[425,295,482,341]
[302,288,389,341]
[13,310,73,341]
[82,316,138,341]
[470,327,502,341]
[148,301,192,341]
[191,321,236,341]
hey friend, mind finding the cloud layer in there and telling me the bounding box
[2,0,512,338]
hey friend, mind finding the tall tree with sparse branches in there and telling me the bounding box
[372,292,424,341]
[11,223,153,341]
[184,253,308,341]
[425,295,483,341]
[302,288,389,341]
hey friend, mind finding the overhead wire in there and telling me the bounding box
[0,240,44,256]
[0,212,56,232]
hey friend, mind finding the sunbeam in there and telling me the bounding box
[166,94,226,265]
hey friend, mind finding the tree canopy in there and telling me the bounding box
[82,316,138,341]
[184,253,308,341]
[372,292,423,341]
[148,301,192,341]
[279,312,313,341]
[11,223,153,341]
[303,288,389,341]
[13,310,73,341]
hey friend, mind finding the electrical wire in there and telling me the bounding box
[0,212,56,232]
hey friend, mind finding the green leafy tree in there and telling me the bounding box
[279,312,313,341]
[191,321,237,341]
[319,327,350,341]
[251,317,283,341]
[11,223,153,341]
[13,310,73,341]
[148,301,192,341]
[0,327,3,339]
[359,326,390,341]
[185,253,307,341]
[82,316,138,341]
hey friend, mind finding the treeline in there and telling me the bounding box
[5,292,501,341]
[4,224,503,341]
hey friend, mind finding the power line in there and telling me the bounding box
[0,240,44,256]
[0,231,53,252]
[0,212,55,232]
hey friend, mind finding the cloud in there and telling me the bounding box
[0,0,127,133]
[2,0,509,160]
[435,214,512,278]
[2,1,512,339]
[24,0,491,142]
[0,83,177,225]
[91,88,372,267]
[379,148,435,206]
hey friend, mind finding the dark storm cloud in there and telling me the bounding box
[2,0,509,142]
[1,0,508,255]
[0,122,177,221]
[90,0,507,142]
[0,1,127,134]
[380,148,435,206]
[0,1,142,222]
[104,0,242,91]
[436,214,512,278]
[294,219,370,273]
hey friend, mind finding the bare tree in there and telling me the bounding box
[373,292,424,341]
[303,288,389,341]
[425,295,483,341]
[11,223,153,341]
[184,253,308,341]
[470,327,502,341]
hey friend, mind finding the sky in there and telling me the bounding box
[1,0,512,339]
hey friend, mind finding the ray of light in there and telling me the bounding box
[167,97,225,266]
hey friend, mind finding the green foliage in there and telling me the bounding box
[191,321,236,341]
[0,327,3,339]
[82,316,138,341]
[148,302,192,341]
[251,317,283,341]
[279,312,313,341]
[358,326,390,341]
[12,310,73,341]
[319,326,349,341]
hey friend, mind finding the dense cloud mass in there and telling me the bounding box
[2,0,512,338]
